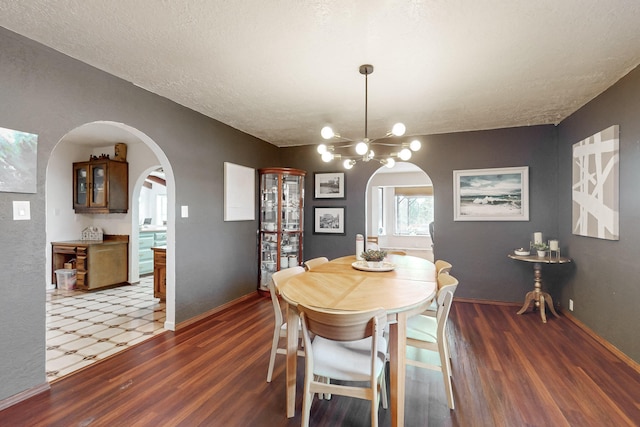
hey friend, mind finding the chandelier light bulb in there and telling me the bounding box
[343,159,355,169]
[321,126,335,139]
[368,150,375,159]
[410,139,421,151]
[391,123,406,136]
[385,157,395,168]
[321,151,334,162]
[317,144,327,154]
[399,148,412,161]
[355,141,369,155]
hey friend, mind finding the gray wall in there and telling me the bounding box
[284,67,640,364]
[0,28,279,401]
[283,125,559,305]
[557,65,640,362]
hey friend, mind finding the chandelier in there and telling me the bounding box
[317,64,421,169]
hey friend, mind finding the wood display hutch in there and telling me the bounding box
[258,167,305,292]
[73,157,128,213]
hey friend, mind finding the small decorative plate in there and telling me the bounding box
[351,261,396,272]
[514,248,530,256]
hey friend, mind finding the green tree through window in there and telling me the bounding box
[395,195,434,235]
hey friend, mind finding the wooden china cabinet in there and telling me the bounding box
[73,158,128,213]
[258,167,305,292]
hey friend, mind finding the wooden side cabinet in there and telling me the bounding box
[152,247,166,300]
[52,235,129,290]
[73,159,128,213]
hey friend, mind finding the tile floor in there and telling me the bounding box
[46,276,166,382]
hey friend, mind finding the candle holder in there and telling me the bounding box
[548,239,560,261]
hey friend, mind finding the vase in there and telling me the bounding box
[367,261,383,268]
[537,250,547,257]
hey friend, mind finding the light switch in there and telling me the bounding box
[13,201,31,220]
[181,205,189,218]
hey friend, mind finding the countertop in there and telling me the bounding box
[51,239,127,246]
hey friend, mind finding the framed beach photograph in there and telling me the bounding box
[314,206,346,234]
[453,166,529,221]
[314,172,345,199]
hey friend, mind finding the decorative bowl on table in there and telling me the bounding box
[514,248,530,256]
[360,249,388,268]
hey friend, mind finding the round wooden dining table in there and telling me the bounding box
[276,254,437,427]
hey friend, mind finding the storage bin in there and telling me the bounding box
[55,269,77,290]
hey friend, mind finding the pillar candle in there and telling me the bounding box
[549,240,559,251]
[356,234,364,260]
[533,232,542,244]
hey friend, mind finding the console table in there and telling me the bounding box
[508,253,572,323]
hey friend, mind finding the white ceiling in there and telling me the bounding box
[2,1,640,147]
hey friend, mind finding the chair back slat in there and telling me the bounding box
[298,305,386,342]
[304,257,329,271]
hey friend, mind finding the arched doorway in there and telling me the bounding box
[44,121,175,380]
[365,162,434,260]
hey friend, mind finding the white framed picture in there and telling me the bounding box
[453,166,529,221]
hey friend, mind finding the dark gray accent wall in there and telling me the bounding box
[0,28,279,401]
[284,65,640,364]
[283,125,560,304]
[557,65,640,362]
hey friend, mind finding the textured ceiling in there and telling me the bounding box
[1,1,640,147]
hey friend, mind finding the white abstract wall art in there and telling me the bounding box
[0,126,38,193]
[572,125,619,240]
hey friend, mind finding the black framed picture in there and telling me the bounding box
[314,172,345,199]
[313,206,346,235]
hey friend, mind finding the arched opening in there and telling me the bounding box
[44,121,175,381]
[365,162,434,260]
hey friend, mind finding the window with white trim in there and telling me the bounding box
[394,187,434,236]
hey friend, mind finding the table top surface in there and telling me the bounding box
[508,253,572,264]
[278,255,437,314]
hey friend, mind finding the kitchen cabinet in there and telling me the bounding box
[258,167,305,292]
[139,229,167,275]
[73,158,128,213]
[52,235,129,290]
[152,246,166,300]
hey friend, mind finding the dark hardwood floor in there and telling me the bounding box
[2,294,639,426]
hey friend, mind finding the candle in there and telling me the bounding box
[533,232,542,244]
[356,234,364,260]
[549,240,559,251]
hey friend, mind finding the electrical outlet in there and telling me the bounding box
[569,299,574,311]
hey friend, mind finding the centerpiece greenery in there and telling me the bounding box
[361,249,387,262]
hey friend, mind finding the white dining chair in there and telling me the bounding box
[266,266,306,382]
[435,259,453,276]
[303,257,329,271]
[425,271,458,316]
[406,287,456,410]
[299,304,389,427]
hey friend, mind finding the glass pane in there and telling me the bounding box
[395,195,434,235]
[76,167,87,205]
[92,165,105,205]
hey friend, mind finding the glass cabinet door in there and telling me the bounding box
[74,164,88,207]
[91,163,106,207]
[258,168,305,291]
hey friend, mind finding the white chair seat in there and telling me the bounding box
[312,336,387,382]
[407,315,437,343]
